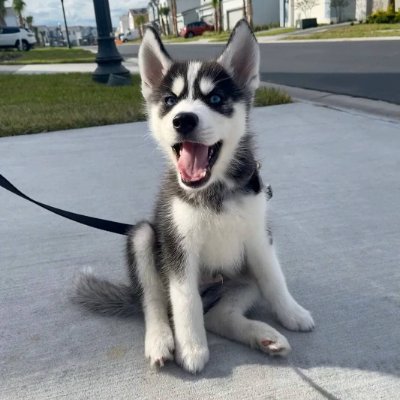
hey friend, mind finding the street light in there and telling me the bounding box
[60,0,71,48]
[92,0,131,84]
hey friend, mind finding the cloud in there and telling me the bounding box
[6,0,148,27]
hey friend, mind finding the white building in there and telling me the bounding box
[148,0,280,33]
[118,14,129,35]
[128,8,148,31]
[280,0,400,27]
[1,7,19,26]
[197,0,280,31]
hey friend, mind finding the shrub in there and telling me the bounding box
[366,9,400,23]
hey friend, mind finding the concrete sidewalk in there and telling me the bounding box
[0,58,139,74]
[1,103,399,399]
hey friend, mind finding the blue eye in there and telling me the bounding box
[209,94,222,105]
[165,95,177,106]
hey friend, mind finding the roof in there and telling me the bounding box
[129,8,148,16]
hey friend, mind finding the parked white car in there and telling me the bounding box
[119,30,140,42]
[0,26,37,51]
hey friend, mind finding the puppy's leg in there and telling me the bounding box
[169,257,209,374]
[205,282,291,356]
[128,223,174,367]
[246,234,315,331]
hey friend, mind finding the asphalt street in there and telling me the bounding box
[119,40,400,104]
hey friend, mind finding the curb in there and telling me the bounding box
[261,81,400,123]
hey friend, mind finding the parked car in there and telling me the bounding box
[119,30,140,43]
[0,26,37,51]
[179,21,214,38]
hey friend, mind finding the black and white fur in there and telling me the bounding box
[73,20,314,374]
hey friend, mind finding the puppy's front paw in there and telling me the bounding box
[175,341,209,374]
[145,323,175,368]
[276,301,315,332]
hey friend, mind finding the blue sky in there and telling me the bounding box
[6,0,148,27]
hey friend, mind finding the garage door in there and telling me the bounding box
[227,8,244,30]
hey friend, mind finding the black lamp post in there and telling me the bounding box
[60,0,71,48]
[92,0,131,84]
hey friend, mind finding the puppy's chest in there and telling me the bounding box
[172,194,266,271]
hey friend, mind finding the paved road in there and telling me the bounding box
[119,41,400,104]
[1,104,399,399]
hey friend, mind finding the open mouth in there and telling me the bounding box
[172,141,223,188]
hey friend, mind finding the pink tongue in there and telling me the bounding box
[178,142,209,182]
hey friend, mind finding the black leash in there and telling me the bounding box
[0,174,133,235]
[1,168,270,236]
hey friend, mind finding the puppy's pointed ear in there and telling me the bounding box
[139,27,172,99]
[218,19,260,94]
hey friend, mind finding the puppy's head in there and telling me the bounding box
[139,20,260,191]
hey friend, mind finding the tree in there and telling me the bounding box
[0,0,6,26]
[296,0,319,18]
[159,6,170,35]
[330,0,349,22]
[246,0,253,28]
[12,0,26,27]
[26,15,33,29]
[388,0,395,13]
[170,0,178,36]
[134,14,146,39]
[218,0,223,32]
[149,0,162,34]
[212,0,219,32]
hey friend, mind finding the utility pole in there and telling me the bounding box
[92,0,131,84]
[60,0,71,48]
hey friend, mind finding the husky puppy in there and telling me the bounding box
[74,20,314,374]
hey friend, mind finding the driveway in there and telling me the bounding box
[1,103,399,399]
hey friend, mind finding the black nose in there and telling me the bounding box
[173,112,199,135]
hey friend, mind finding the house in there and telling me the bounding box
[118,8,148,36]
[118,14,129,36]
[196,1,280,31]
[1,7,19,26]
[280,0,400,27]
[128,8,148,31]
[357,0,400,20]
[148,1,280,33]
[148,1,201,32]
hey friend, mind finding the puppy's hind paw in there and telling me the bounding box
[260,337,291,357]
[250,322,291,357]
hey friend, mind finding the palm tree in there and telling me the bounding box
[212,0,219,31]
[246,0,253,28]
[134,14,146,39]
[218,0,223,32]
[0,0,7,26]
[170,0,178,36]
[12,0,26,27]
[149,1,163,34]
[212,0,223,32]
[26,15,33,29]
[159,6,170,35]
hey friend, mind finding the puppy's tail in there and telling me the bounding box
[71,268,141,317]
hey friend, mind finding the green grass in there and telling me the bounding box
[256,27,296,37]
[0,74,291,137]
[254,87,292,107]
[0,74,144,136]
[163,35,203,43]
[162,27,297,43]
[286,23,400,40]
[0,48,95,64]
